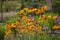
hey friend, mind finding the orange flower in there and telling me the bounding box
[43,6,48,10]
[24,29,28,34]
[36,10,41,14]
[42,15,46,18]
[23,8,28,11]
[36,26,43,34]
[48,15,52,18]
[53,25,60,30]
[37,10,42,14]
[27,7,35,13]
[35,10,39,14]
[27,10,33,13]
[52,16,57,19]
[28,25,35,31]
[5,23,11,30]
[36,26,42,31]
[29,7,34,10]
[19,10,25,14]
[33,8,37,11]
[17,12,20,15]
[11,23,16,28]
[16,20,21,25]
[21,29,25,33]
[40,7,44,12]
[22,16,28,20]
[5,30,11,36]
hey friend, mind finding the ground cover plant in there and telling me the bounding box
[3,6,60,40]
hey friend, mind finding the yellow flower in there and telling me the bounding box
[11,23,16,28]
[43,5,48,10]
[39,20,44,22]
[27,9,33,13]
[36,26,42,31]
[52,16,57,19]
[16,19,21,25]
[42,19,48,22]
[4,29,11,39]
[23,8,29,11]
[17,12,20,15]
[39,10,42,13]
[28,25,35,31]
[24,29,28,34]
[21,29,25,33]
[5,23,11,30]
[17,25,24,33]
[5,30,11,36]
[40,7,44,12]
[27,7,34,13]
[38,17,43,22]
[42,15,46,18]
[39,16,42,19]
[48,15,52,18]
[33,8,37,11]
[35,9,42,14]
[53,25,60,30]
[22,16,28,21]
[19,10,25,14]
[26,22,31,25]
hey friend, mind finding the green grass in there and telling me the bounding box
[5,16,18,23]
[0,23,5,40]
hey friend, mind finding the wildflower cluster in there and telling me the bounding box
[17,5,48,15]
[4,6,60,40]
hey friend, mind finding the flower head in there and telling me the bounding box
[55,16,60,23]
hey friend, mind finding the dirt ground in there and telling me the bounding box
[0,11,17,19]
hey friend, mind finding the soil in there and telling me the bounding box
[0,11,17,20]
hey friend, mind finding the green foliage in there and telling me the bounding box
[1,1,21,12]
[52,0,60,13]
[20,0,26,9]
[0,23,5,40]
[6,16,18,23]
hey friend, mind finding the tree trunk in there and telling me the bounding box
[0,0,4,21]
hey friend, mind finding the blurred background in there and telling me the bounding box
[0,0,60,22]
